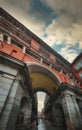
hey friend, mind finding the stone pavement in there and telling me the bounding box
[30,118,64,130]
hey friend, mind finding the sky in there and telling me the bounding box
[0,0,82,63]
[37,92,46,112]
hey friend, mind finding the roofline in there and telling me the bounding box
[71,52,82,66]
[0,7,70,66]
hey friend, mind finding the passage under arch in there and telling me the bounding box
[26,62,61,96]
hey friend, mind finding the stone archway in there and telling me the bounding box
[15,97,31,130]
[53,103,67,130]
[26,62,61,124]
[26,62,61,96]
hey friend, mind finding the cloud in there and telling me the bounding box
[44,18,82,46]
[40,0,82,46]
[0,0,46,37]
[0,0,31,9]
[28,0,55,23]
[41,0,82,19]
[59,45,80,63]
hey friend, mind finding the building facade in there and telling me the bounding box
[0,7,82,130]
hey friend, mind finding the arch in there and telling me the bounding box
[15,97,31,129]
[20,97,29,114]
[33,88,51,97]
[26,62,61,96]
[53,103,67,130]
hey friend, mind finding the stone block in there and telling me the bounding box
[0,102,5,113]
[9,82,19,98]
[0,76,14,84]
[0,81,12,90]
[0,94,7,102]
[0,64,17,76]
[0,89,9,97]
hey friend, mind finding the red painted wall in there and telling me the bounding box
[0,41,81,88]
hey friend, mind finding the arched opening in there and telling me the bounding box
[30,89,51,126]
[33,91,50,126]
[36,92,46,113]
[53,104,67,130]
[15,97,31,130]
[27,62,61,96]
[26,62,62,127]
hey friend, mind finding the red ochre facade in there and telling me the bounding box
[0,41,81,88]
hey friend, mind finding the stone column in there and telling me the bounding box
[62,89,82,130]
[0,64,22,130]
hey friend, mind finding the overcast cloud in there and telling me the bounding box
[0,0,82,63]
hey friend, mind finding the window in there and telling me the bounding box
[74,60,82,70]
[4,35,7,42]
